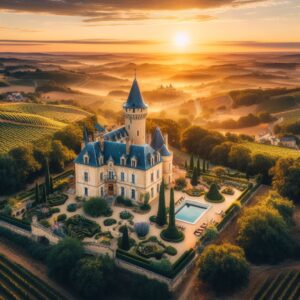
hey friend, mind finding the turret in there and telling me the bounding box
[123,78,148,145]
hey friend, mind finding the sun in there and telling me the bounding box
[173,32,190,49]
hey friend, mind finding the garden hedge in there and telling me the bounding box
[0,214,31,231]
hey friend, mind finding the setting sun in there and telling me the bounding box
[173,32,190,49]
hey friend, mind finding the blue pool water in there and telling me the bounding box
[175,203,207,224]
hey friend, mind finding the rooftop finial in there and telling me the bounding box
[134,67,136,79]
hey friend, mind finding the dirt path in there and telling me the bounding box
[0,237,76,300]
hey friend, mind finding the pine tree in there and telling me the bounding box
[156,181,167,226]
[163,188,181,240]
[121,226,130,251]
[197,157,201,176]
[190,155,194,171]
[45,158,51,195]
[35,182,40,204]
[191,167,198,187]
[42,185,47,204]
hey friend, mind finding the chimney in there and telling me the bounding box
[126,137,131,155]
[164,133,168,148]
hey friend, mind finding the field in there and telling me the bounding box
[275,108,300,125]
[243,142,300,159]
[0,103,91,123]
[0,253,64,299]
[253,270,300,300]
[0,103,91,153]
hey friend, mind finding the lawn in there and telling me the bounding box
[243,142,300,159]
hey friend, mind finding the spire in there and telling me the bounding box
[151,127,165,151]
[83,127,89,146]
[123,78,148,109]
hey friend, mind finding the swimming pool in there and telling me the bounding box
[175,201,209,224]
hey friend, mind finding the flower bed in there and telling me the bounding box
[120,210,133,220]
[103,218,117,226]
[64,214,100,240]
[221,187,235,195]
[184,188,204,197]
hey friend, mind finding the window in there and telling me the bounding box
[137,130,139,136]
[157,183,159,193]
[84,187,88,197]
[157,169,160,179]
[121,172,125,182]
[120,157,126,166]
[84,172,88,182]
[121,187,125,197]
[84,155,89,164]
[99,156,103,165]
[100,172,103,181]
[108,171,114,180]
[151,157,154,165]
[100,187,104,196]
[131,158,137,168]
[151,187,154,198]
[132,174,135,184]
[131,189,135,200]
[151,173,154,182]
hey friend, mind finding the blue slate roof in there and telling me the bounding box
[160,144,172,156]
[104,127,128,141]
[95,123,105,132]
[75,140,161,170]
[151,127,165,151]
[123,79,148,109]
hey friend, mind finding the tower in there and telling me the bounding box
[123,78,148,145]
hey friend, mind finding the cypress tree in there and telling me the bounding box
[35,182,40,204]
[206,160,210,171]
[156,181,167,226]
[45,158,51,195]
[197,157,201,176]
[163,188,181,240]
[42,185,47,204]
[191,167,198,187]
[184,160,188,171]
[202,159,206,172]
[121,226,130,251]
[190,155,194,171]
[50,176,54,193]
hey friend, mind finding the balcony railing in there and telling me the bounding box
[104,174,117,183]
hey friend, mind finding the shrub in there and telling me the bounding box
[184,188,204,197]
[175,177,187,191]
[134,222,150,238]
[120,210,133,220]
[84,197,112,217]
[57,213,67,222]
[198,243,249,292]
[116,196,133,207]
[221,187,234,195]
[149,215,157,223]
[47,193,68,207]
[39,219,50,228]
[50,207,60,214]
[165,246,177,256]
[205,183,224,203]
[103,218,117,226]
[67,203,77,212]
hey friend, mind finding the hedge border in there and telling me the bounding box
[0,214,31,231]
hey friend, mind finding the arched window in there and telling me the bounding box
[120,156,126,166]
[84,154,89,164]
[131,157,137,168]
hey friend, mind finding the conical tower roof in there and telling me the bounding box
[123,78,148,109]
[151,127,165,151]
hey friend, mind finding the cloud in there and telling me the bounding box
[0,0,268,17]
[211,41,300,49]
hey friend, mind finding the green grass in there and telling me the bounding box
[0,103,90,123]
[275,108,300,126]
[243,142,300,159]
[0,122,57,153]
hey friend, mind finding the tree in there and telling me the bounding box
[42,185,47,204]
[161,188,182,241]
[189,155,194,171]
[47,238,84,284]
[198,243,249,293]
[71,256,114,299]
[237,206,294,263]
[184,160,188,171]
[181,126,209,154]
[196,157,201,176]
[50,140,75,172]
[271,158,300,203]
[202,159,206,172]
[50,176,54,194]
[191,167,198,187]
[156,182,167,226]
[83,197,111,217]
[35,182,40,204]
[211,142,233,166]
[44,158,51,195]
[206,183,223,202]
[175,177,187,190]
[249,154,275,184]
[121,226,130,251]
[206,160,210,171]
[228,144,252,172]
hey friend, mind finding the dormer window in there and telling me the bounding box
[84,154,89,165]
[98,155,104,165]
[120,156,126,166]
[131,157,137,168]
[156,153,160,162]
[151,156,154,166]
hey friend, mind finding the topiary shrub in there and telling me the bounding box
[116,196,133,207]
[57,213,67,222]
[165,246,177,256]
[67,203,77,212]
[134,222,149,238]
[120,210,133,220]
[149,215,157,223]
[50,207,60,214]
[205,183,224,203]
[47,193,68,207]
[83,197,112,217]
[103,218,117,226]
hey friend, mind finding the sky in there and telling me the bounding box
[0,0,300,53]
